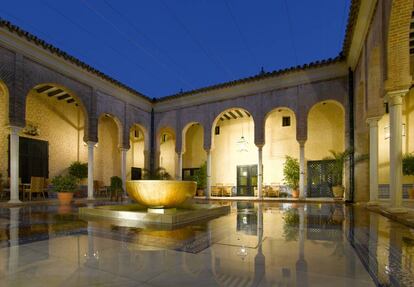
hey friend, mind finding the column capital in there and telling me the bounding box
[386,89,409,106]
[9,125,22,135]
[297,139,306,146]
[87,141,97,147]
[255,144,264,149]
[366,116,382,126]
[118,146,129,152]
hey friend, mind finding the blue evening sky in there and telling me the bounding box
[0,0,350,98]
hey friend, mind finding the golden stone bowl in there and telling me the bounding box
[126,180,197,209]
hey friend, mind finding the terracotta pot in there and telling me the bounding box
[332,186,344,198]
[58,204,72,214]
[292,189,299,198]
[408,188,414,199]
[57,192,74,205]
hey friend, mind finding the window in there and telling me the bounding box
[282,116,291,127]
[215,126,220,135]
[162,134,168,142]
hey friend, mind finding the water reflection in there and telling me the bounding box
[0,202,414,286]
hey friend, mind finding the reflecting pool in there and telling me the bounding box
[0,201,413,286]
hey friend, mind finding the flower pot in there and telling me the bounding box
[332,185,344,198]
[57,192,74,205]
[408,188,414,199]
[292,189,299,198]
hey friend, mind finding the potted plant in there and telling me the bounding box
[192,162,207,196]
[69,161,88,183]
[324,150,351,198]
[283,156,300,198]
[403,153,414,199]
[142,167,172,180]
[51,174,77,205]
[109,176,123,201]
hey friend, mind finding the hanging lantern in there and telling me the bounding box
[237,135,249,152]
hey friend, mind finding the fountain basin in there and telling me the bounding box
[126,180,196,208]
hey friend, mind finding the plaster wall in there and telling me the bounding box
[95,116,121,185]
[0,85,9,179]
[25,92,87,179]
[211,117,256,186]
[263,109,298,185]
[306,102,345,160]
[126,129,145,180]
[183,124,206,169]
[159,134,175,177]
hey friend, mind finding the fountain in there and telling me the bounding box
[79,180,230,227]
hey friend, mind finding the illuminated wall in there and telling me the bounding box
[378,90,414,184]
[263,109,298,185]
[25,92,87,179]
[211,116,256,186]
[306,101,345,160]
[183,124,206,169]
[0,84,8,180]
[159,133,175,177]
[126,128,145,179]
[95,116,121,185]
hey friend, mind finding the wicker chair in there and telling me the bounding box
[222,185,233,197]
[24,177,46,201]
[211,186,222,197]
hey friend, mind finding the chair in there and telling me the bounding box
[94,180,108,198]
[268,183,280,197]
[222,185,233,197]
[211,186,222,197]
[24,177,46,201]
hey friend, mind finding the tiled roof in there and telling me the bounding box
[342,0,361,57]
[157,54,345,102]
[0,18,149,101]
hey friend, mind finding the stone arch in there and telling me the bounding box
[0,80,10,178]
[97,112,123,148]
[181,121,204,153]
[306,100,346,160]
[26,83,91,142]
[385,0,413,91]
[210,107,256,150]
[157,126,176,175]
[263,106,298,145]
[127,122,149,153]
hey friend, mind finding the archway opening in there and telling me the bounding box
[159,128,175,178]
[0,81,9,182]
[263,108,298,196]
[127,124,146,180]
[306,100,345,197]
[95,114,121,186]
[211,108,256,197]
[23,84,87,186]
[182,123,206,180]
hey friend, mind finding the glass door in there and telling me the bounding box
[237,165,257,196]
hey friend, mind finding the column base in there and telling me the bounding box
[385,207,408,214]
[87,196,94,201]
[8,199,22,204]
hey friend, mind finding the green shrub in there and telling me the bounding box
[110,176,123,192]
[192,162,207,189]
[283,156,299,190]
[403,153,414,176]
[68,161,88,181]
[142,167,172,180]
[51,175,78,193]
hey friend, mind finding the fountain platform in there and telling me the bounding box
[79,203,230,227]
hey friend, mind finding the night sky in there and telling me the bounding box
[0,0,350,98]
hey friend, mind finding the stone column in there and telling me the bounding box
[206,149,212,198]
[176,152,183,180]
[87,141,96,200]
[9,126,22,203]
[120,148,128,192]
[388,90,407,211]
[298,140,306,199]
[257,145,263,199]
[143,150,150,171]
[367,117,381,204]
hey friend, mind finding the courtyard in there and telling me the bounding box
[1,200,413,286]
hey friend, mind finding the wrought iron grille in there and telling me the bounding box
[307,160,336,197]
